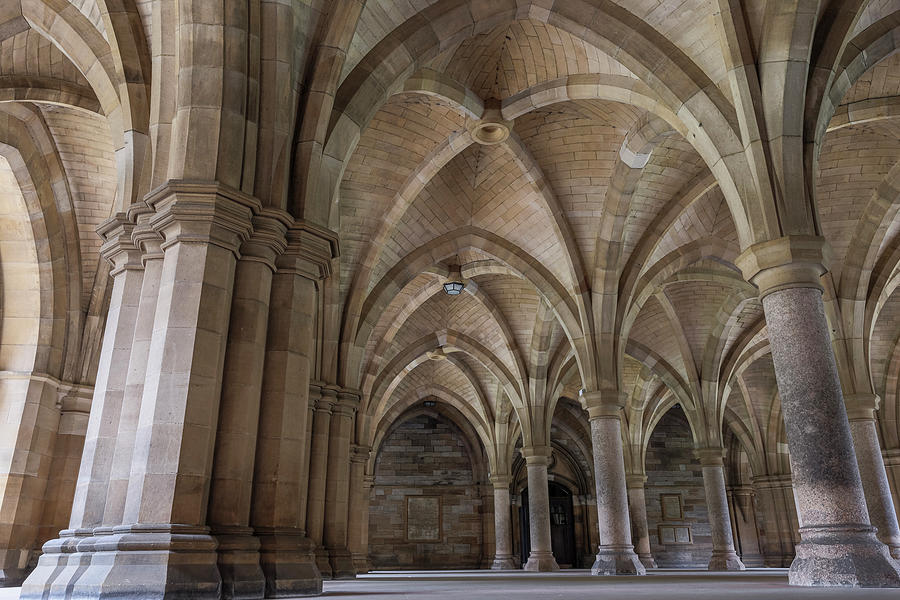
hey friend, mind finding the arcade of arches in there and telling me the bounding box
[2,0,900,597]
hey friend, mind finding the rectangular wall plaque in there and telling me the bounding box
[660,493,684,521]
[406,496,441,542]
[658,524,693,545]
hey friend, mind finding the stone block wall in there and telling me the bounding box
[369,414,486,568]
[645,407,713,567]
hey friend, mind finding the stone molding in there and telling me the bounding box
[845,393,881,421]
[276,220,340,281]
[520,445,552,466]
[350,444,371,464]
[735,235,833,299]
[97,213,141,275]
[489,474,512,488]
[694,447,727,466]
[582,390,627,419]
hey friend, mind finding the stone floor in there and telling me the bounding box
[4,569,900,599]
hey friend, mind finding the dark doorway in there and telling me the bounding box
[519,481,577,567]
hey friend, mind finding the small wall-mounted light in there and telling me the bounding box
[423,400,436,407]
[443,264,465,296]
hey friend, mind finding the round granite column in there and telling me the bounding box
[847,394,900,559]
[490,475,516,569]
[521,447,559,572]
[626,475,656,568]
[584,393,645,575]
[738,236,900,587]
[696,448,745,571]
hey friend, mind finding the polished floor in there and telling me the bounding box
[5,569,900,599]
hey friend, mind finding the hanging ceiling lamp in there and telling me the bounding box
[443,264,465,296]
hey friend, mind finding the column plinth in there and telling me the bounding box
[738,236,900,587]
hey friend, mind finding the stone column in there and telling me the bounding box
[80,185,253,599]
[737,236,900,586]
[626,474,656,568]
[102,222,164,528]
[490,475,516,569]
[752,474,798,567]
[19,215,143,596]
[252,222,335,597]
[323,391,358,579]
[347,446,371,574]
[520,447,559,572]
[847,394,900,559]
[696,448,745,571]
[729,486,764,567]
[208,214,286,599]
[583,393,644,576]
[306,387,335,577]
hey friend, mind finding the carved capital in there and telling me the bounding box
[276,220,339,280]
[735,235,832,299]
[582,389,627,419]
[98,213,141,275]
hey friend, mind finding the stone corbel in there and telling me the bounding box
[845,392,881,422]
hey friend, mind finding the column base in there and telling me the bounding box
[314,546,332,579]
[591,546,646,575]
[0,567,29,588]
[54,524,222,599]
[637,553,657,569]
[491,555,516,570]
[789,525,900,587]
[214,528,265,599]
[18,532,82,597]
[522,551,559,572]
[256,529,322,597]
[888,544,900,561]
[351,554,369,574]
[708,550,745,571]
[327,548,355,580]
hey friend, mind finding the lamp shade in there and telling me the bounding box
[443,280,464,295]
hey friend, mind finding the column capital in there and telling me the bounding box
[98,213,141,275]
[350,445,371,464]
[582,389,627,419]
[316,386,337,412]
[490,474,512,488]
[845,393,881,421]
[520,446,552,466]
[335,388,361,416]
[129,203,165,262]
[625,474,648,489]
[363,475,376,489]
[276,220,340,281]
[735,235,832,299]
[308,382,323,409]
[239,210,290,270]
[145,180,258,256]
[694,447,726,466]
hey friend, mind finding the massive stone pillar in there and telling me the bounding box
[696,448,745,571]
[208,215,285,599]
[846,394,900,559]
[347,446,371,574]
[252,223,335,597]
[626,474,656,568]
[79,185,252,599]
[583,393,644,576]
[521,447,559,572]
[323,391,358,579]
[19,215,144,596]
[306,386,335,577]
[738,236,900,587]
[490,475,516,569]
